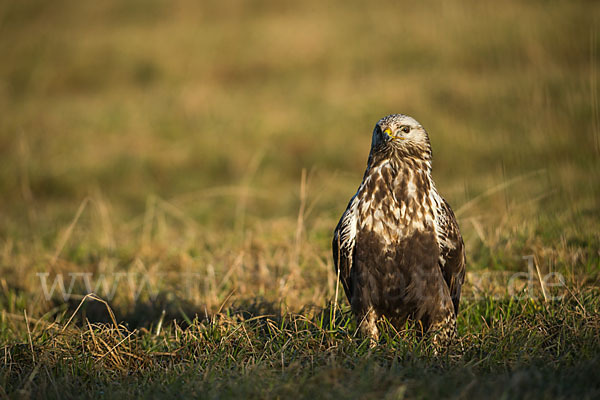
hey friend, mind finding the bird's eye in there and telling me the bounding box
[400,126,410,134]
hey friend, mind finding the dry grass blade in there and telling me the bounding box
[155,309,166,337]
[50,197,90,266]
[96,330,137,362]
[23,310,35,363]
[61,293,119,333]
[293,168,308,270]
[533,255,549,303]
[456,169,545,217]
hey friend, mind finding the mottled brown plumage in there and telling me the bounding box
[332,114,465,346]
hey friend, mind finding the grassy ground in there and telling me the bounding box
[1,0,599,398]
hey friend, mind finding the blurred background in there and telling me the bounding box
[0,0,598,320]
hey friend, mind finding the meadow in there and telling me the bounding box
[1,0,599,398]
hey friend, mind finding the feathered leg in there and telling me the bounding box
[357,307,380,344]
[429,310,456,349]
[426,281,457,349]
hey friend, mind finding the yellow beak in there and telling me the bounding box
[383,128,404,140]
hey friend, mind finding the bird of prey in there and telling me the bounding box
[332,114,465,346]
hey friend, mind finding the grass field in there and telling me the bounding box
[1,0,599,398]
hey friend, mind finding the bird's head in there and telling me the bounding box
[371,114,432,161]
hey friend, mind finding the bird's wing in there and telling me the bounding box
[436,198,466,315]
[332,194,359,302]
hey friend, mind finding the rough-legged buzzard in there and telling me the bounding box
[332,114,466,346]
